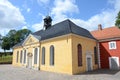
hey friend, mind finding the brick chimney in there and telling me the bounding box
[98,24,102,30]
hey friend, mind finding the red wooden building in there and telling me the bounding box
[91,24,120,70]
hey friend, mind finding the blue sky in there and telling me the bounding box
[0,0,120,36]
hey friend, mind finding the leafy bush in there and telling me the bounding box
[0,55,12,64]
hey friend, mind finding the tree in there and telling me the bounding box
[0,29,32,55]
[1,29,32,52]
[115,11,120,28]
[1,37,10,56]
[6,30,17,48]
[14,29,32,44]
[0,34,2,46]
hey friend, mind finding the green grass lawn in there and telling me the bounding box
[0,55,13,64]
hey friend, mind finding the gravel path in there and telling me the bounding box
[0,65,120,80]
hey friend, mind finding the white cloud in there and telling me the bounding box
[32,21,44,31]
[70,9,116,31]
[70,0,120,31]
[22,26,28,29]
[0,29,10,36]
[32,13,45,31]
[32,0,79,31]
[51,0,120,31]
[51,0,79,23]
[52,0,79,14]
[32,0,120,32]
[38,13,45,18]
[27,8,31,12]
[113,0,120,13]
[0,0,25,35]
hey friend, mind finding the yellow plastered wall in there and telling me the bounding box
[12,34,98,74]
[40,35,73,74]
[13,44,40,68]
[71,34,98,74]
[12,34,40,68]
[12,47,23,66]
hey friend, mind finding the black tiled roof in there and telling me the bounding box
[14,19,95,48]
[33,19,95,40]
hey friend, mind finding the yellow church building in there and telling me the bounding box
[12,16,98,74]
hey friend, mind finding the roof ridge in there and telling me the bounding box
[67,19,73,33]
[91,26,118,32]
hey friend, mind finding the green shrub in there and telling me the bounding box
[0,55,13,64]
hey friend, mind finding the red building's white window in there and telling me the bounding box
[109,41,116,49]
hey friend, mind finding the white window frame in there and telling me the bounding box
[86,54,93,71]
[26,49,27,65]
[34,48,38,65]
[32,48,34,67]
[108,41,116,49]
[23,49,27,65]
[22,50,24,65]
[32,47,39,67]
[109,57,119,69]
[20,50,23,64]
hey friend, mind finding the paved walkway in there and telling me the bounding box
[0,65,120,80]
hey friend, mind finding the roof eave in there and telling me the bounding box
[98,37,120,42]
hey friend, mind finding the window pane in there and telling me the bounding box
[34,48,38,64]
[50,45,54,66]
[16,51,19,63]
[94,47,98,64]
[42,47,45,65]
[109,41,116,49]
[113,43,115,48]
[20,50,22,63]
[78,44,82,66]
[110,43,113,48]
[24,50,26,64]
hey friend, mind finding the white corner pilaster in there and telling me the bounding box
[97,42,101,68]
[37,47,40,67]
[32,48,34,68]
[25,49,27,66]
[22,50,24,65]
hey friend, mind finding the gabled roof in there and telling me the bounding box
[13,34,40,48]
[91,26,120,40]
[33,19,95,40]
[22,34,39,46]
[13,19,95,48]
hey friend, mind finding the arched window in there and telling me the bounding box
[34,48,38,64]
[20,50,23,63]
[16,51,19,63]
[42,47,45,65]
[24,50,26,64]
[78,44,82,66]
[50,45,54,66]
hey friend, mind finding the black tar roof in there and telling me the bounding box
[14,19,95,48]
